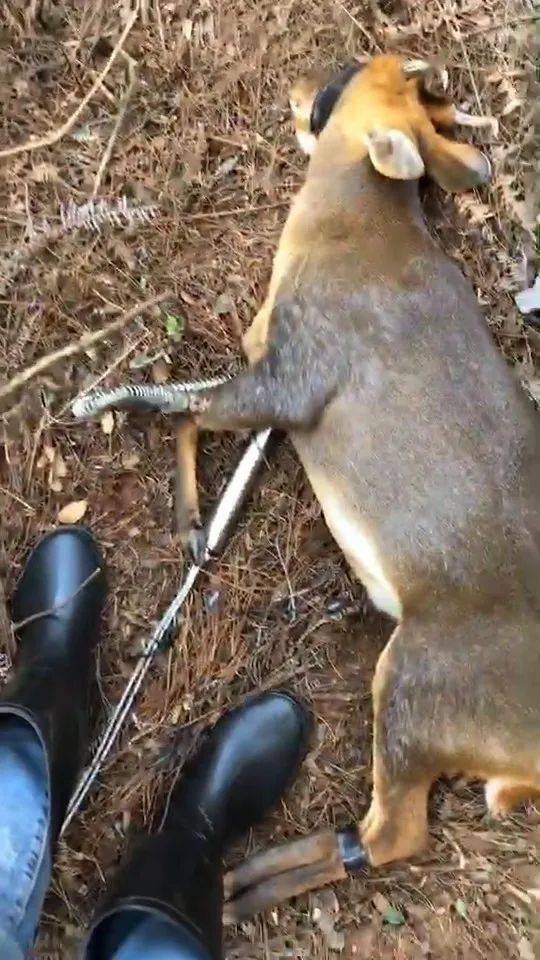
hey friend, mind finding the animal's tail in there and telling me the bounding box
[72,373,232,419]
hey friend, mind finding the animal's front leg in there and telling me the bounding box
[242,300,272,366]
[174,417,207,562]
[190,317,338,434]
[242,242,298,366]
[177,301,338,551]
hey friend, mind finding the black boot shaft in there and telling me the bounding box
[86,692,312,958]
[166,690,312,848]
[0,526,105,838]
[10,524,103,669]
[85,830,223,960]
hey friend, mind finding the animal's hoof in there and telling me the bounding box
[187,526,208,566]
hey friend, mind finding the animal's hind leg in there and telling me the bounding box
[420,126,492,192]
[361,757,431,866]
[424,100,498,135]
[361,631,434,866]
[485,778,540,816]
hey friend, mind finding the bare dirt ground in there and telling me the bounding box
[0,1,538,958]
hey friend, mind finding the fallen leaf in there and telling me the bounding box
[373,892,391,915]
[164,312,185,340]
[455,898,468,919]
[122,452,141,469]
[383,904,406,926]
[517,936,535,960]
[101,411,115,435]
[515,276,540,314]
[58,500,88,524]
[151,358,170,383]
[311,890,344,952]
[214,292,235,316]
[52,450,68,480]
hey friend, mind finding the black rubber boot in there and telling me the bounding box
[86,690,312,960]
[0,526,105,840]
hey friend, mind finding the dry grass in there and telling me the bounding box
[0,1,538,958]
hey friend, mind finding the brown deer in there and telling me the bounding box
[73,55,540,920]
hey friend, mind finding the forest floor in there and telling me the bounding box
[0,0,537,957]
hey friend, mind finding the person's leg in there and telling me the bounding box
[0,526,105,957]
[95,910,213,960]
[85,691,313,960]
[0,718,51,958]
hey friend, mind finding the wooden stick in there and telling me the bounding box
[56,333,144,417]
[0,5,139,160]
[93,58,137,197]
[184,200,290,221]
[0,292,169,406]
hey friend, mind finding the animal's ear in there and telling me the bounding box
[364,129,425,180]
[421,131,492,192]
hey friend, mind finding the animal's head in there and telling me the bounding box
[289,62,365,157]
[289,55,492,193]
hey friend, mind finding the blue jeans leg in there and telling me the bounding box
[89,909,215,960]
[0,716,52,959]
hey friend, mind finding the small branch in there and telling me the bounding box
[93,59,137,197]
[11,567,102,632]
[467,13,539,35]
[335,0,381,49]
[0,5,139,160]
[56,333,144,417]
[0,292,169,407]
[184,200,290,221]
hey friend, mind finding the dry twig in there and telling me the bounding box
[11,567,102,632]
[0,5,139,160]
[0,292,169,407]
[93,58,138,197]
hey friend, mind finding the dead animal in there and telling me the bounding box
[73,55,540,919]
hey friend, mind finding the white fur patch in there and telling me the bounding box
[308,476,402,619]
[484,776,525,815]
[296,129,317,156]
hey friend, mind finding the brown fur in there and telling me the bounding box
[175,55,539,915]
